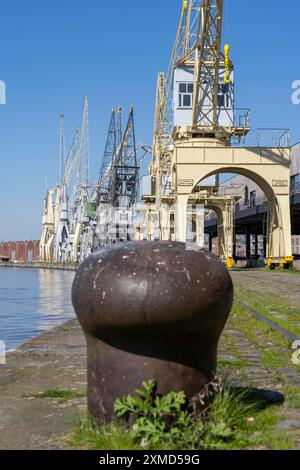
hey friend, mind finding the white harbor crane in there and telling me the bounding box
[81,107,152,256]
[40,100,151,263]
[40,97,90,262]
[53,125,80,262]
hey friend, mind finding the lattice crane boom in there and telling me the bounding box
[154,0,249,154]
[109,107,138,208]
[72,96,90,209]
[79,96,90,186]
[59,113,66,184]
[64,128,81,186]
[117,106,122,149]
[191,0,224,130]
[98,108,116,194]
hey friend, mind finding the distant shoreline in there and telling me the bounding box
[0,262,78,271]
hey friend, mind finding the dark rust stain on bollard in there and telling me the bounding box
[72,241,233,422]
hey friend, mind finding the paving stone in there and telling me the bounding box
[230,271,300,309]
[277,420,300,431]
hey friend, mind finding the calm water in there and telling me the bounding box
[0,268,75,350]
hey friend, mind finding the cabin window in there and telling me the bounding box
[178,82,193,108]
[218,83,230,108]
[218,94,225,107]
[291,174,299,192]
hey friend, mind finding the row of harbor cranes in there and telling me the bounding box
[40,0,293,268]
[40,98,151,262]
[40,0,239,265]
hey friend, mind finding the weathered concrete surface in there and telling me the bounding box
[0,263,77,271]
[0,269,300,449]
[0,320,86,450]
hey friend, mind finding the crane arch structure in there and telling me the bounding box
[139,0,294,268]
[174,139,292,264]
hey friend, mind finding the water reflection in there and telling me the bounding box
[0,268,75,350]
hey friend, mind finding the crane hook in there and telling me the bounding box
[224,43,232,84]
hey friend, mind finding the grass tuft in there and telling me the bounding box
[23,389,85,401]
[66,413,138,450]
[66,380,288,450]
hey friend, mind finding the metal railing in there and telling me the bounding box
[232,128,291,148]
[235,194,268,212]
[234,108,251,128]
[216,184,245,197]
[205,182,300,224]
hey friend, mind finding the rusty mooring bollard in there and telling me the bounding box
[72,241,233,422]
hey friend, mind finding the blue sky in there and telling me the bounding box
[0,0,300,241]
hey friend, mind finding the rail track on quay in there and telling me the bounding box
[235,300,300,342]
[217,270,300,442]
[226,270,300,381]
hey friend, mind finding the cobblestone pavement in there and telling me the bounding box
[230,270,300,308]
[0,270,299,449]
[218,323,300,449]
[218,270,300,449]
[218,330,300,449]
